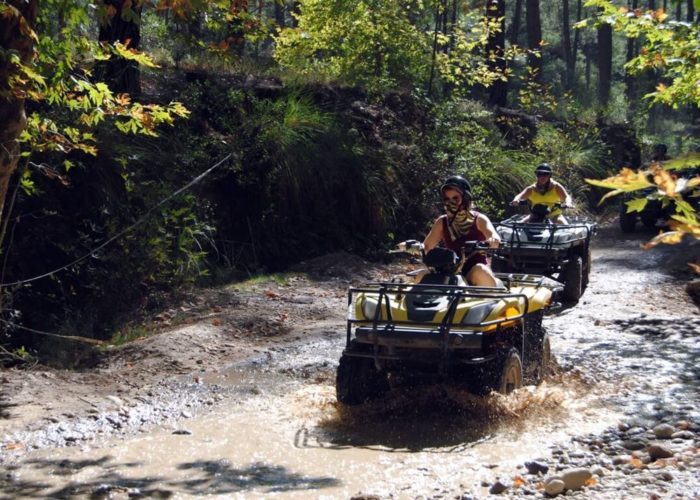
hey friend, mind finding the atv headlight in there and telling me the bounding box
[362,296,379,320]
[462,302,496,325]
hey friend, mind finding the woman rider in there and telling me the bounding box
[423,175,501,287]
[510,163,573,224]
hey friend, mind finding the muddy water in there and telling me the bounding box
[2,227,698,499]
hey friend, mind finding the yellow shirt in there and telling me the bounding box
[528,184,562,217]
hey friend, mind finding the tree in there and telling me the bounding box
[596,12,612,107]
[486,0,507,106]
[97,0,144,96]
[0,0,38,233]
[562,0,573,89]
[509,0,523,46]
[525,0,542,79]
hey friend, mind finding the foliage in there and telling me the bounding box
[581,0,700,108]
[274,0,430,91]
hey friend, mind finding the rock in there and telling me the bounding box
[172,429,192,435]
[544,479,565,496]
[618,422,631,432]
[524,460,549,475]
[591,466,607,477]
[489,480,509,495]
[561,468,592,491]
[653,424,675,439]
[648,444,674,460]
[671,431,694,440]
[623,440,647,451]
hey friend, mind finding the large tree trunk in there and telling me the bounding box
[0,1,38,232]
[525,0,542,80]
[687,0,694,21]
[487,0,508,107]
[98,0,143,96]
[597,16,613,107]
[509,0,523,46]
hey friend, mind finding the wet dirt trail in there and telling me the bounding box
[1,225,699,499]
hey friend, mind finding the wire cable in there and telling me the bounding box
[0,153,233,288]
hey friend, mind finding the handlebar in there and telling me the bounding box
[515,200,571,209]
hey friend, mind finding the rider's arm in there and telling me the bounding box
[511,186,532,205]
[555,182,573,207]
[423,216,444,252]
[476,214,501,248]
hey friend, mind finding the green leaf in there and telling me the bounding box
[625,197,648,213]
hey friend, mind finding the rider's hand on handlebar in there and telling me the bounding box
[486,237,500,248]
[510,199,521,207]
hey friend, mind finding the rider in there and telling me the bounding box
[423,175,501,287]
[510,163,573,224]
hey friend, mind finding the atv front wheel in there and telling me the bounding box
[562,256,583,302]
[336,354,388,405]
[496,349,524,394]
[530,333,551,385]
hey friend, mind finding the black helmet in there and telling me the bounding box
[440,175,472,201]
[535,163,553,175]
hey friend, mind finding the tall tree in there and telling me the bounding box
[97,0,143,96]
[562,0,573,89]
[274,0,285,27]
[572,0,583,81]
[486,0,507,106]
[525,0,542,80]
[509,0,523,45]
[597,16,613,107]
[625,0,638,107]
[0,0,38,234]
[687,0,694,22]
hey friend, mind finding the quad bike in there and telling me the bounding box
[619,166,700,233]
[335,240,562,406]
[493,202,597,303]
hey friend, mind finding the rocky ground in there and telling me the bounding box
[0,225,699,499]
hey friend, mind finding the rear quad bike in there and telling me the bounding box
[335,241,562,406]
[493,202,597,303]
[619,166,700,233]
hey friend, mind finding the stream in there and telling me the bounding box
[1,226,699,499]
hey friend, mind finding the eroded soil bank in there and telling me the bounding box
[1,224,699,499]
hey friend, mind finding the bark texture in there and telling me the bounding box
[0,0,38,229]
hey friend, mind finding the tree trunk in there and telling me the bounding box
[625,0,637,107]
[487,0,508,107]
[97,0,143,96]
[525,0,542,80]
[648,0,655,9]
[274,1,285,28]
[687,0,694,21]
[676,1,682,19]
[0,0,38,233]
[597,17,613,107]
[562,0,573,89]
[572,0,582,79]
[585,44,592,90]
[509,0,523,46]
[290,1,300,27]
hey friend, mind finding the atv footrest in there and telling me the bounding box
[354,326,482,350]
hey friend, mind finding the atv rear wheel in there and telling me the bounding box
[619,204,637,233]
[336,354,388,405]
[562,256,583,302]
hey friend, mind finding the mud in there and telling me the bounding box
[0,223,698,499]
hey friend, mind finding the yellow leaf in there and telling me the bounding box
[651,165,676,196]
[641,230,685,249]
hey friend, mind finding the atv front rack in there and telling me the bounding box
[345,282,530,364]
[495,217,596,251]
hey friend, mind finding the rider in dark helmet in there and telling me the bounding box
[424,175,501,287]
[510,163,573,224]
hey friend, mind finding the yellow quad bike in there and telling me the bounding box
[336,241,562,406]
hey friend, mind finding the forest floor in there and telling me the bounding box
[0,222,699,499]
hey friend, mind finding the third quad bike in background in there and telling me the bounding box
[336,240,562,406]
[493,203,597,303]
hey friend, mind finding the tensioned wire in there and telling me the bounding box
[0,153,233,289]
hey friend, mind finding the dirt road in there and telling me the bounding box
[1,224,698,499]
